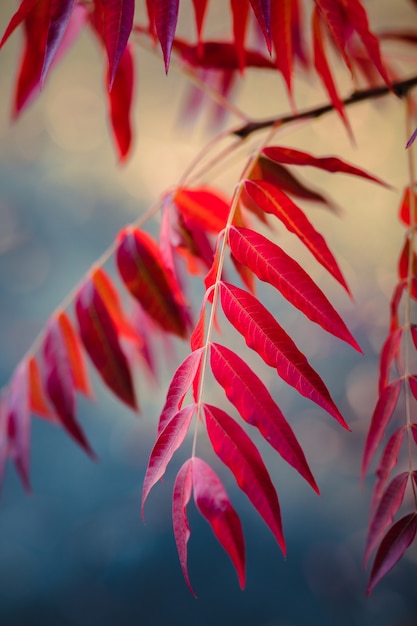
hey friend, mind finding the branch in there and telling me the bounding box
[233,75,417,140]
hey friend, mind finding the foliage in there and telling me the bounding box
[1,0,417,598]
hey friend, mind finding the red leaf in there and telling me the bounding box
[365,472,409,566]
[262,145,388,187]
[228,226,361,351]
[204,403,285,554]
[174,187,230,234]
[314,0,352,70]
[367,513,417,595]
[5,362,31,490]
[270,0,293,95]
[100,0,135,88]
[312,7,351,132]
[28,355,54,419]
[378,328,403,394]
[219,281,348,427]
[42,0,75,80]
[399,187,417,226]
[409,374,417,401]
[116,226,191,337]
[390,280,406,331]
[362,379,403,478]
[192,456,246,589]
[372,427,406,511]
[209,342,318,492]
[107,42,134,161]
[243,179,350,293]
[249,0,271,53]
[191,0,209,53]
[0,0,39,48]
[91,267,139,341]
[75,279,137,410]
[172,39,276,70]
[231,0,250,72]
[172,459,194,595]
[57,311,92,397]
[142,404,195,515]
[151,0,179,72]
[157,349,204,434]
[43,316,95,457]
[190,297,208,351]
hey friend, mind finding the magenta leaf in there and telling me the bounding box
[42,0,76,80]
[142,404,195,515]
[362,379,403,478]
[101,0,135,88]
[249,0,271,53]
[367,513,417,595]
[378,328,403,394]
[203,403,285,554]
[4,361,31,490]
[209,342,318,492]
[228,226,361,351]
[365,472,410,566]
[151,0,179,72]
[192,456,246,589]
[372,427,406,511]
[172,459,194,595]
[157,348,204,434]
[219,281,348,428]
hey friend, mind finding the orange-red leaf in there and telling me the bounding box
[57,311,92,397]
[107,42,134,162]
[75,278,137,410]
[28,355,54,419]
[116,226,191,337]
[174,187,230,234]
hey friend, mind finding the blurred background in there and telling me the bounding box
[0,1,416,624]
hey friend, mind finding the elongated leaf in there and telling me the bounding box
[91,267,138,341]
[100,0,134,88]
[228,226,360,350]
[191,0,209,52]
[5,362,31,489]
[231,0,250,72]
[57,311,92,397]
[365,472,409,566]
[174,187,230,234]
[43,317,95,456]
[219,281,347,427]
[158,349,204,434]
[249,0,271,53]
[204,403,285,553]
[142,405,195,515]
[378,328,403,394]
[270,0,293,95]
[172,458,194,594]
[28,355,54,419]
[244,179,350,293]
[116,226,191,337]
[367,514,417,595]
[362,379,403,478]
[42,0,75,80]
[314,0,352,70]
[312,7,351,132]
[0,0,39,48]
[192,456,246,589]
[151,0,179,72]
[172,39,276,70]
[209,342,318,492]
[262,146,387,187]
[372,427,406,511]
[108,42,134,161]
[75,279,137,410]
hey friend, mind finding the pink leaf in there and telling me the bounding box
[192,456,246,589]
[75,279,138,410]
[142,404,195,515]
[209,342,319,492]
[367,513,417,595]
[204,403,285,554]
[101,0,135,88]
[365,472,410,566]
[243,179,350,294]
[172,459,194,594]
[362,379,403,478]
[249,0,271,53]
[157,349,204,434]
[43,316,95,457]
[151,0,179,72]
[219,281,348,427]
[228,226,361,350]
[378,328,403,394]
[372,427,406,511]
[5,362,31,490]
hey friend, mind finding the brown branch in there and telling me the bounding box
[233,75,417,140]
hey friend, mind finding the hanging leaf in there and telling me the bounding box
[249,0,271,53]
[228,226,361,350]
[0,0,39,49]
[41,0,75,80]
[142,404,195,514]
[28,355,54,419]
[219,281,348,427]
[107,42,135,161]
[230,0,250,72]
[174,187,230,234]
[270,0,293,96]
[203,403,285,553]
[191,0,209,53]
[372,427,406,511]
[99,0,135,88]
[367,513,417,595]
[243,179,351,293]
[4,362,31,490]
[172,458,194,595]
[362,379,403,478]
[378,328,403,394]
[151,0,179,72]
[57,311,92,397]
[75,278,138,410]
[209,342,318,492]
[116,226,191,337]
[42,316,95,457]
[192,456,246,589]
